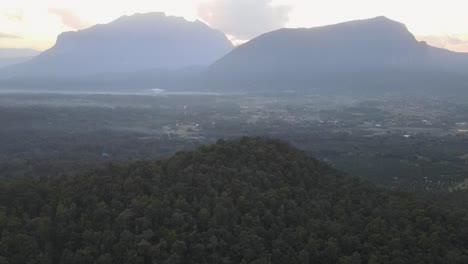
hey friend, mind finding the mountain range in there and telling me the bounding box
[1,15,468,96]
[0,13,232,78]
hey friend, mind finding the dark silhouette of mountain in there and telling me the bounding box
[1,137,467,263]
[205,17,468,95]
[0,48,39,69]
[1,13,233,78]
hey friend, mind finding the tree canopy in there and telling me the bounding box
[1,137,467,263]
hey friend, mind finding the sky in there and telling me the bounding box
[1,0,468,52]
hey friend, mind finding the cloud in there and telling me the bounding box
[198,0,291,41]
[1,9,23,21]
[418,35,468,53]
[0,32,19,39]
[48,8,90,30]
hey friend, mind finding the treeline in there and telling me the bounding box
[0,137,467,263]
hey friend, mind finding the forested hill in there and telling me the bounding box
[1,137,467,263]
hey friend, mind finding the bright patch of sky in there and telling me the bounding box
[1,0,467,52]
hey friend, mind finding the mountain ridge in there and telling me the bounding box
[2,16,468,96]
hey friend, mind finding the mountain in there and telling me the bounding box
[0,48,39,69]
[1,137,467,263]
[205,17,468,95]
[0,48,39,58]
[0,57,34,69]
[0,13,233,78]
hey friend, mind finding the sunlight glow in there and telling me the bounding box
[1,0,468,52]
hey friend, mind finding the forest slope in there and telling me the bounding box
[0,137,467,263]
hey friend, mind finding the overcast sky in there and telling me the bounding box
[1,0,468,52]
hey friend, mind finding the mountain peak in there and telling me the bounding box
[116,11,167,20]
[363,16,407,28]
[346,16,404,26]
[370,15,398,22]
[329,16,411,37]
[110,12,185,25]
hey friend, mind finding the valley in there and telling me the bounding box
[1,91,466,190]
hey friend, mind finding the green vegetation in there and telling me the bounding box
[0,93,467,189]
[1,138,467,263]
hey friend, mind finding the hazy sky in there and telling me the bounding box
[1,0,468,52]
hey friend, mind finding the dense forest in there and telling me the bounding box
[1,137,467,263]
